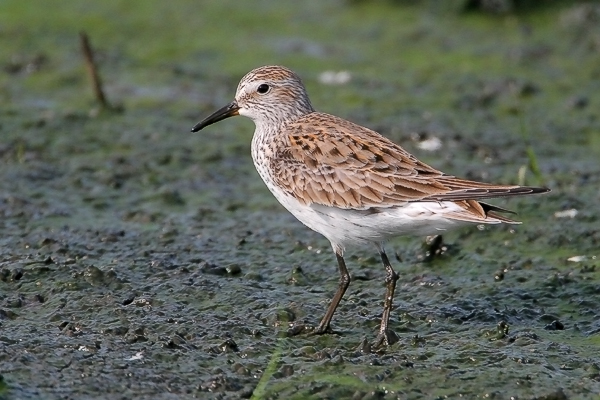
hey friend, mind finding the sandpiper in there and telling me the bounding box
[191,65,549,346]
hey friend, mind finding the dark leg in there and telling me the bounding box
[314,249,350,334]
[373,249,400,347]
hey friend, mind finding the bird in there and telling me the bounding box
[191,65,549,347]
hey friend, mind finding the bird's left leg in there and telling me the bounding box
[373,246,400,347]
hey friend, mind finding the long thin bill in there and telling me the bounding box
[191,101,240,132]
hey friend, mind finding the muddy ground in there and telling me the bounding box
[1,1,599,399]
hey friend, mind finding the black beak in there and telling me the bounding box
[191,101,240,132]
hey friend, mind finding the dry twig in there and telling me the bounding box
[79,31,110,109]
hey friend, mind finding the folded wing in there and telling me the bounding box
[269,112,548,215]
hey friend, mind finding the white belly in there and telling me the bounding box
[269,189,481,251]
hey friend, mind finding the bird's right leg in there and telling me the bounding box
[314,247,350,334]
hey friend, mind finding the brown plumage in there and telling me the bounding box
[270,112,546,221]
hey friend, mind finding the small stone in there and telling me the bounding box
[544,320,565,331]
[225,264,242,275]
[122,293,136,305]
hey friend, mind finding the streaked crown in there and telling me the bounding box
[235,65,315,126]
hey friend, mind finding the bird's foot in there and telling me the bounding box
[285,322,336,337]
[286,322,310,337]
[310,323,336,336]
[372,329,399,348]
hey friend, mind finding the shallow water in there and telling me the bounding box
[1,1,599,398]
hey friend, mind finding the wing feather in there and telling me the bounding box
[269,112,549,212]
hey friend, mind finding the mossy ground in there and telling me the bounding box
[1,1,599,399]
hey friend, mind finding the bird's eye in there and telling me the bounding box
[257,84,270,94]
